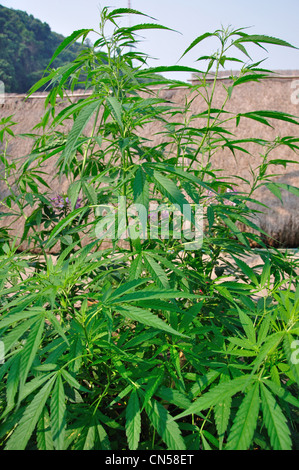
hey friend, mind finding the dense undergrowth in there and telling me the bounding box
[1,7,299,450]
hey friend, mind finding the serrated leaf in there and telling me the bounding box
[260,383,292,450]
[126,389,141,450]
[108,7,156,20]
[0,308,42,330]
[109,278,150,301]
[235,34,298,49]
[111,289,198,304]
[143,254,169,289]
[18,373,56,404]
[83,181,98,205]
[117,23,178,35]
[226,382,260,450]
[145,399,186,450]
[95,422,111,450]
[106,96,123,129]
[232,256,258,286]
[116,305,186,337]
[133,166,149,210]
[222,217,249,246]
[251,332,284,376]
[157,386,191,410]
[180,32,215,59]
[149,169,194,225]
[142,371,164,410]
[61,370,89,393]
[20,316,45,387]
[237,308,256,344]
[214,374,232,447]
[5,376,56,450]
[37,407,54,451]
[68,180,82,211]
[45,206,85,249]
[129,253,143,280]
[190,370,220,399]
[60,100,101,172]
[262,379,299,408]
[2,317,37,353]
[260,258,271,287]
[5,355,20,413]
[50,375,66,450]
[176,375,250,420]
[140,65,203,75]
[47,29,92,68]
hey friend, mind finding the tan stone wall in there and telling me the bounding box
[1,71,299,248]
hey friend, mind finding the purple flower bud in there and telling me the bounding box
[75,198,83,209]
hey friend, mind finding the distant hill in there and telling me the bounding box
[0,4,85,93]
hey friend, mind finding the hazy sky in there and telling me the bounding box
[1,0,299,80]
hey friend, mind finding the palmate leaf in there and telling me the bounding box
[116,305,186,337]
[260,383,292,450]
[50,375,66,451]
[175,375,251,420]
[126,389,141,450]
[226,382,260,450]
[145,398,186,450]
[5,376,56,450]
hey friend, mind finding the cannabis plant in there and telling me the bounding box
[1,7,299,450]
